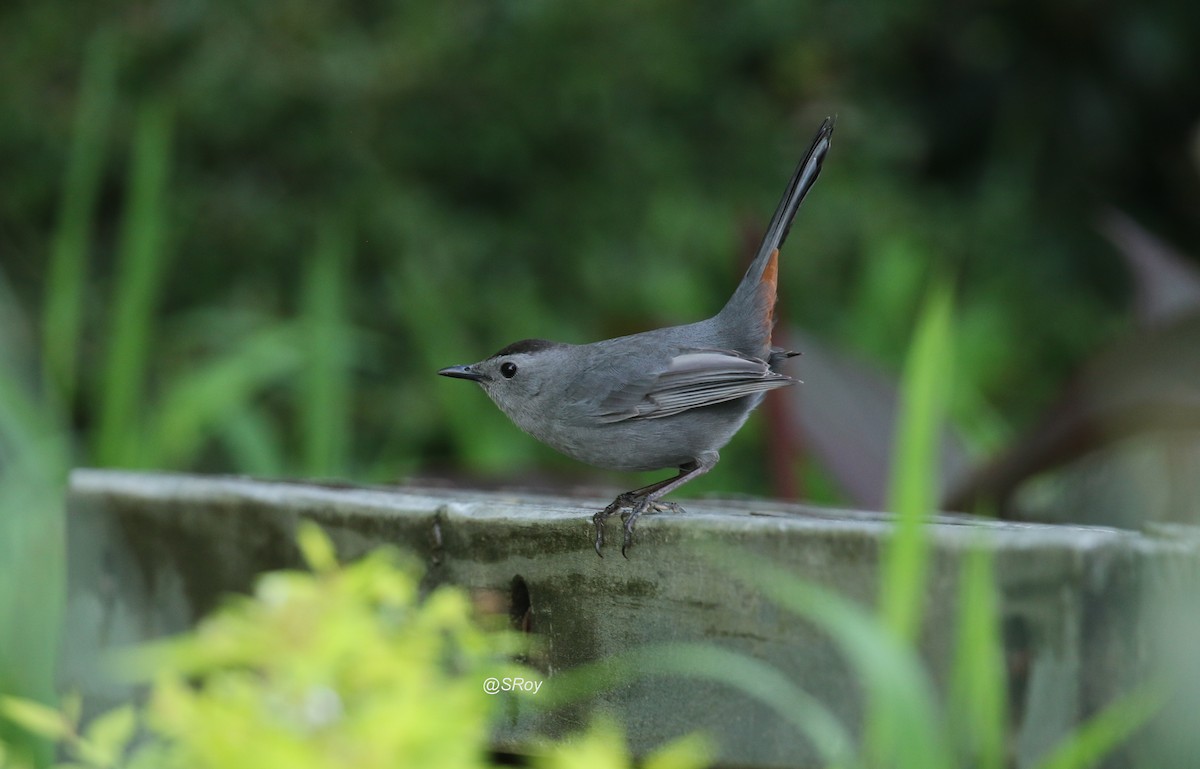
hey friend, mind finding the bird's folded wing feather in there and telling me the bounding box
[593,349,797,423]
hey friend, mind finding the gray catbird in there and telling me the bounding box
[439,118,834,556]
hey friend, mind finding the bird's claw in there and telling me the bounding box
[592,494,684,557]
[592,499,622,558]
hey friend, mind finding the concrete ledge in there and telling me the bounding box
[61,469,1200,768]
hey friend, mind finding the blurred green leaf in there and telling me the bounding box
[882,279,954,640]
[148,322,305,468]
[725,553,952,769]
[533,716,712,769]
[845,234,928,363]
[214,405,286,476]
[642,731,713,769]
[0,273,68,766]
[634,644,852,768]
[94,101,173,468]
[873,279,955,766]
[0,699,71,743]
[300,219,353,478]
[1033,683,1165,769]
[296,520,338,574]
[949,545,1006,769]
[533,717,633,769]
[41,28,117,413]
[77,705,135,767]
[538,641,853,768]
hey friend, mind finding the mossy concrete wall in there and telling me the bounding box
[61,469,1200,768]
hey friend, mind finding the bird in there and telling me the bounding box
[439,118,834,556]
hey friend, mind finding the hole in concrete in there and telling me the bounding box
[511,575,532,633]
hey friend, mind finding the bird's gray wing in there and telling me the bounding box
[593,348,797,423]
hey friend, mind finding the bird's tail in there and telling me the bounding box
[718,117,835,345]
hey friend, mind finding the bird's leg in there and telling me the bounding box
[592,452,719,558]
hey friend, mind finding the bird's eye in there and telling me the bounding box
[500,361,518,379]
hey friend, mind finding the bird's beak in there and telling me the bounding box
[437,364,488,382]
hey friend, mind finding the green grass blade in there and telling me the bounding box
[949,544,1007,769]
[300,220,352,477]
[715,549,953,769]
[148,322,305,468]
[633,644,857,768]
[534,642,856,769]
[41,29,118,414]
[0,284,68,767]
[1033,683,1165,769]
[0,420,66,769]
[216,405,287,477]
[870,278,956,768]
[881,279,954,641]
[94,102,173,467]
[0,272,59,451]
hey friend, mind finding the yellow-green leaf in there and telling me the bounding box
[643,731,713,769]
[296,520,337,573]
[535,717,631,769]
[81,704,137,764]
[0,696,72,741]
[60,691,83,731]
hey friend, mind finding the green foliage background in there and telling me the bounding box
[2,0,1196,487]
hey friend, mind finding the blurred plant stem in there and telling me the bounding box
[881,278,954,641]
[869,279,954,766]
[41,29,117,416]
[300,220,353,477]
[94,101,172,468]
[0,295,68,766]
[948,545,1007,769]
[0,31,118,765]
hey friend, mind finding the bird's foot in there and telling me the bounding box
[592,491,640,557]
[591,493,687,558]
[618,497,655,558]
